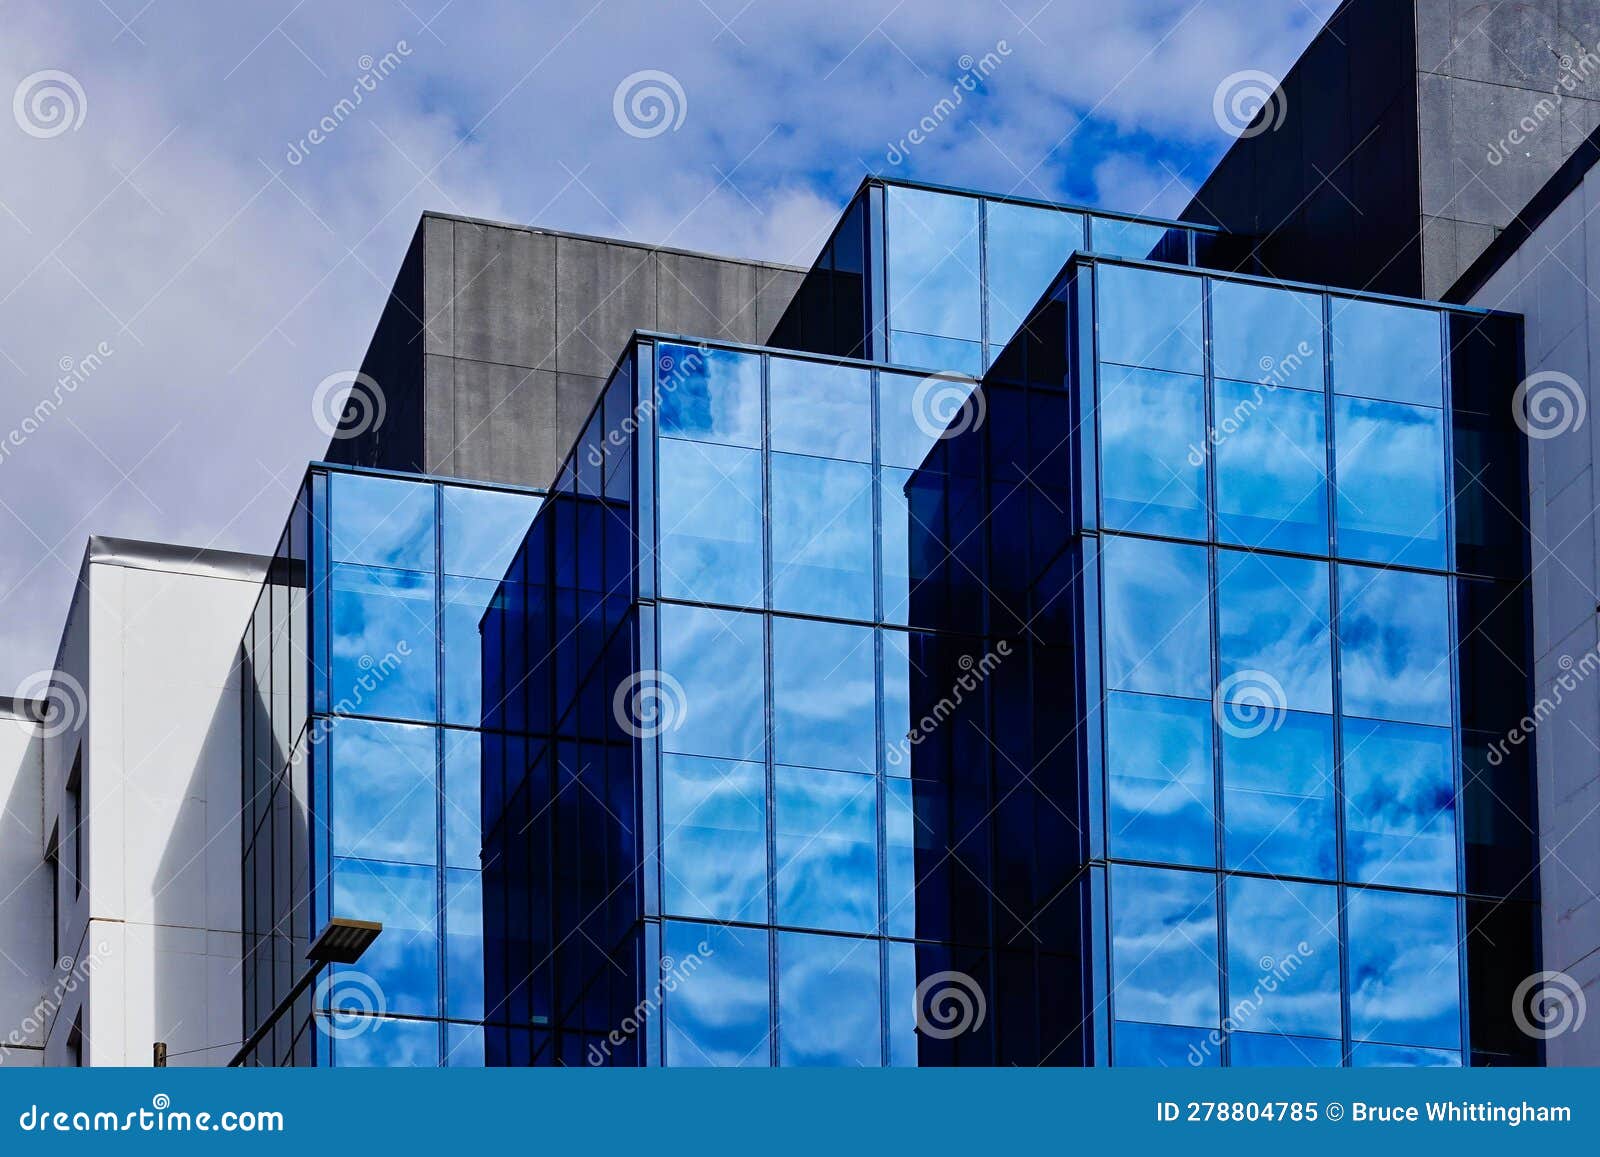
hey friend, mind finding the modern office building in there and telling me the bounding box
[3,1,1590,1069]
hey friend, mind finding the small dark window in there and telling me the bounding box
[65,749,82,899]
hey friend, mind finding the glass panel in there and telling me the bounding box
[329,564,437,722]
[1347,888,1460,1049]
[331,857,439,1017]
[1110,864,1219,1029]
[445,1023,485,1067]
[655,343,762,448]
[1101,536,1211,699]
[775,766,877,934]
[778,932,881,1067]
[445,868,483,1021]
[1099,366,1207,539]
[442,728,480,870]
[1338,565,1452,726]
[1213,380,1329,555]
[330,719,437,865]
[660,754,767,923]
[888,330,984,376]
[770,453,874,620]
[769,359,872,461]
[330,1016,440,1067]
[1224,876,1341,1039]
[1097,265,1204,375]
[1221,711,1336,878]
[657,439,763,608]
[772,617,876,774]
[1093,218,1179,262]
[878,369,981,471]
[658,605,766,762]
[1342,719,1457,891]
[1216,551,1332,714]
[330,473,435,572]
[886,186,981,342]
[1114,1021,1217,1067]
[1350,1042,1461,1067]
[1209,280,1324,391]
[664,921,770,1067]
[1104,693,1214,867]
[441,486,542,579]
[1334,396,1448,569]
[1331,299,1443,408]
[1230,1033,1343,1067]
[442,576,497,728]
[985,200,1085,349]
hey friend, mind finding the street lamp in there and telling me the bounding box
[227,918,382,1067]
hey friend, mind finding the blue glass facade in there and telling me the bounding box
[239,465,542,1066]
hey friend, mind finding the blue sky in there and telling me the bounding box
[0,0,1339,686]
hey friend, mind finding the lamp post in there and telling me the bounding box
[227,918,382,1067]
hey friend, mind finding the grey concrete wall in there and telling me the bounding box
[335,213,804,489]
[1186,0,1600,299]
[1471,165,1600,1066]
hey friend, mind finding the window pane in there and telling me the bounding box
[1338,565,1451,726]
[442,576,496,728]
[1216,551,1332,714]
[664,921,770,1067]
[656,343,762,447]
[776,766,877,933]
[331,473,435,572]
[445,868,483,1021]
[778,932,881,1067]
[769,359,871,461]
[1221,710,1336,878]
[1230,1033,1342,1067]
[878,369,982,470]
[887,330,984,376]
[661,754,767,923]
[658,605,766,761]
[1213,380,1329,555]
[1342,719,1457,891]
[770,453,874,619]
[886,186,981,342]
[332,857,439,1017]
[1102,536,1211,699]
[1104,693,1214,867]
[1110,864,1219,1029]
[1347,888,1460,1049]
[441,486,542,579]
[657,439,763,608]
[1209,280,1324,391]
[1097,265,1204,375]
[331,719,437,865]
[1099,366,1206,539]
[442,728,480,870]
[1350,1042,1461,1067]
[1224,876,1340,1039]
[330,1016,440,1067]
[330,564,437,722]
[1334,396,1447,568]
[986,201,1085,349]
[1114,1021,1217,1067]
[1332,299,1443,407]
[773,617,876,774]
[1093,218,1182,262]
